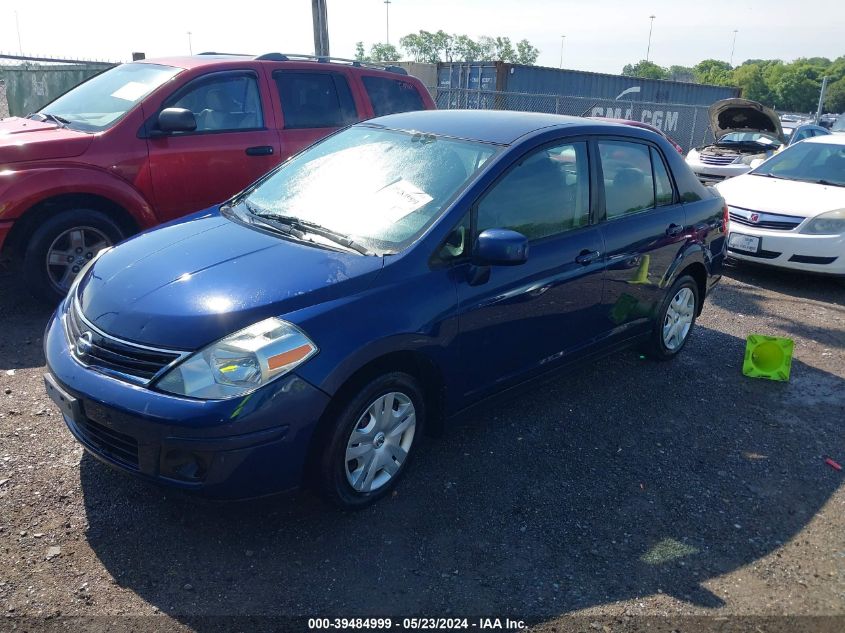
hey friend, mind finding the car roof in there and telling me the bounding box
[135,54,408,77]
[368,110,625,145]
[803,134,845,145]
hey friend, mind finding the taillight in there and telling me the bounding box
[722,203,729,233]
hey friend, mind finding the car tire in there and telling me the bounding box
[644,274,700,361]
[23,209,125,303]
[317,372,425,510]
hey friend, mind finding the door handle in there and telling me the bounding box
[575,250,601,266]
[245,145,274,156]
[665,223,684,237]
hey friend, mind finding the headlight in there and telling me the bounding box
[156,317,318,399]
[800,209,845,235]
[734,153,767,165]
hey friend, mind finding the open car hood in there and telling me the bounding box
[708,98,785,143]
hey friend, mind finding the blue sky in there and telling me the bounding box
[2,0,843,73]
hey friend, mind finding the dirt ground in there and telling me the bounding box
[0,259,843,633]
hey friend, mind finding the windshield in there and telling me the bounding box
[753,141,845,186]
[720,132,779,145]
[37,63,181,132]
[241,126,499,253]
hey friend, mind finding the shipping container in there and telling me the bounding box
[437,62,739,106]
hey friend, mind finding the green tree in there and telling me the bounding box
[369,42,399,62]
[621,60,669,80]
[693,59,734,85]
[668,65,695,82]
[516,39,540,65]
[452,34,481,61]
[772,65,821,111]
[824,77,845,112]
[354,41,369,62]
[732,63,773,103]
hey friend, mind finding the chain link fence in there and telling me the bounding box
[434,88,716,154]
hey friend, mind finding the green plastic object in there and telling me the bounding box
[743,334,794,381]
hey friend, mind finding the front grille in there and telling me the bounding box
[700,153,739,165]
[75,417,139,469]
[65,299,184,385]
[729,209,803,231]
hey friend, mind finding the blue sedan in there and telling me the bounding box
[44,110,726,508]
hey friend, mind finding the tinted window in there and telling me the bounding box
[651,147,674,206]
[599,141,655,219]
[362,76,425,116]
[275,72,357,129]
[477,142,590,241]
[169,73,263,132]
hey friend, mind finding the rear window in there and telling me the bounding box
[274,71,357,129]
[362,76,425,117]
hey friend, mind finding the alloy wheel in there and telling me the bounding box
[45,227,112,293]
[662,287,695,351]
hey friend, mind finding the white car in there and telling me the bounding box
[715,135,845,277]
[687,98,784,185]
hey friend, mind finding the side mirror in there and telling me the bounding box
[157,107,196,133]
[749,158,766,169]
[473,229,529,266]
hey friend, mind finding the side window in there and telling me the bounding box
[362,76,425,116]
[477,141,590,241]
[599,141,655,219]
[169,73,263,132]
[651,147,675,206]
[274,72,357,129]
[433,213,471,263]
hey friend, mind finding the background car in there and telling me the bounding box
[0,53,435,302]
[686,98,784,185]
[716,134,845,278]
[43,112,726,509]
[589,117,684,153]
[832,114,845,134]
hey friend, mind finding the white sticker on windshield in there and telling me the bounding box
[371,179,433,223]
[110,81,150,102]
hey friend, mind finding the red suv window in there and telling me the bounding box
[362,76,425,117]
[274,71,357,129]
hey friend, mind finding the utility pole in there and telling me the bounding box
[559,35,565,69]
[384,0,391,45]
[646,15,656,62]
[312,0,330,57]
[816,76,829,124]
[187,31,193,55]
[15,10,23,54]
[729,29,738,66]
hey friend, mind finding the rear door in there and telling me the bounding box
[595,138,687,335]
[272,69,360,160]
[146,70,280,220]
[450,139,606,400]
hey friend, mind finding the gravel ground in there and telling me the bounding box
[0,259,843,632]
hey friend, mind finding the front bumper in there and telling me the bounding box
[727,227,845,275]
[44,310,332,498]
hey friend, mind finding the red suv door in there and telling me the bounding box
[145,69,280,220]
[271,69,362,159]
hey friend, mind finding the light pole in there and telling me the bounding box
[559,35,566,69]
[729,29,738,66]
[384,0,391,45]
[187,31,193,55]
[15,10,23,54]
[646,15,656,62]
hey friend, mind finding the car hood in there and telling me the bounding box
[0,116,93,163]
[715,173,845,218]
[709,99,785,143]
[76,211,384,350]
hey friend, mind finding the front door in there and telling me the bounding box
[452,140,606,400]
[147,70,280,220]
[595,139,688,335]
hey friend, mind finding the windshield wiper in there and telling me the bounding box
[800,178,845,188]
[28,112,71,128]
[249,207,374,256]
[751,172,784,179]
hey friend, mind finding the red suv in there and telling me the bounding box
[0,53,435,300]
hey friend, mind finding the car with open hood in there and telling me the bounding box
[686,98,785,185]
[43,111,726,508]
